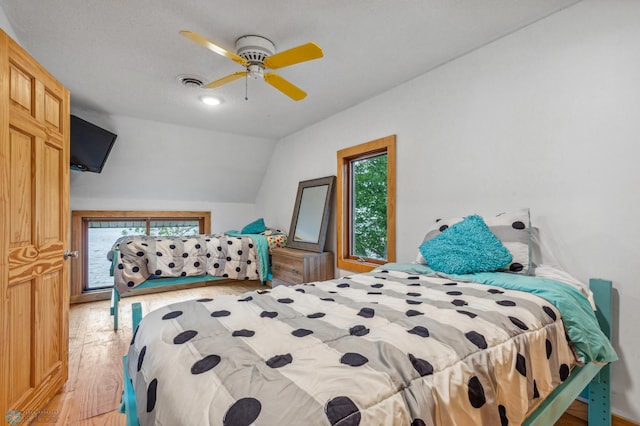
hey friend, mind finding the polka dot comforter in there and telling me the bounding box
[128,268,586,426]
[114,235,262,294]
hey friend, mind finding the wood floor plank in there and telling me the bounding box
[41,282,264,424]
[68,410,125,426]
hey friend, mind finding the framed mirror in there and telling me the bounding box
[287,176,335,252]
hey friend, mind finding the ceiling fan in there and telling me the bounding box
[180,31,324,101]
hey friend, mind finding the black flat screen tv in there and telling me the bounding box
[70,115,117,173]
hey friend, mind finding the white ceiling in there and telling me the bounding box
[1,0,579,139]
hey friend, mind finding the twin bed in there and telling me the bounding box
[109,229,286,329]
[118,210,617,425]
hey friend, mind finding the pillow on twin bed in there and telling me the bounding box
[416,208,532,274]
[419,215,513,274]
[241,218,266,234]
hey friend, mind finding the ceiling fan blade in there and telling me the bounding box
[263,72,307,101]
[203,72,247,89]
[263,42,323,69]
[180,30,248,67]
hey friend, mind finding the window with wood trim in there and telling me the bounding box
[337,135,396,272]
[70,210,210,302]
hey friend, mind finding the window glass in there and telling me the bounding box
[350,153,388,261]
[149,220,199,237]
[81,217,204,292]
[87,221,145,290]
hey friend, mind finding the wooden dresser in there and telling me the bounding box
[271,247,334,286]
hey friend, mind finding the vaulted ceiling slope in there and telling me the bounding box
[1,0,579,139]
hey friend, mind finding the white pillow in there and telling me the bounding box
[416,209,531,274]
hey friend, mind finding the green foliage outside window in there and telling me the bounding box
[121,224,198,237]
[352,154,388,260]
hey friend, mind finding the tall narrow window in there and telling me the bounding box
[337,135,396,272]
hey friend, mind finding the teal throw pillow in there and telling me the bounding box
[241,218,266,234]
[419,215,512,275]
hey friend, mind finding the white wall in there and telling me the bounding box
[0,3,18,41]
[256,0,640,421]
[70,112,276,232]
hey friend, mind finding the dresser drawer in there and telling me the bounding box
[270,247,333,286]
[272,256,304,284]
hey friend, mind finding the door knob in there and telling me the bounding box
[64,250,79,260]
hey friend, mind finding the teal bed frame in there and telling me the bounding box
[120,278,614,426]
[522,278,613,426]
[109,249,269,330]
[110,274,229,330]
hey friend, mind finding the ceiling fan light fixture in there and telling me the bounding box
[200,96,221,106]
[247,64,264,79]
[180,31,323,101]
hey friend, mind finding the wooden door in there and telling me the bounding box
[1,30,70,422]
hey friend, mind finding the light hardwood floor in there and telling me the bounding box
[37,282,588,425]
[37,281,264,425]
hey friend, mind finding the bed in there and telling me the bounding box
[120,210,617,425]
[109,228,287,329]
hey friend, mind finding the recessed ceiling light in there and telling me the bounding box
[200,96,221,106]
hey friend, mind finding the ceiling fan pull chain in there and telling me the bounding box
[245,73,249,101]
